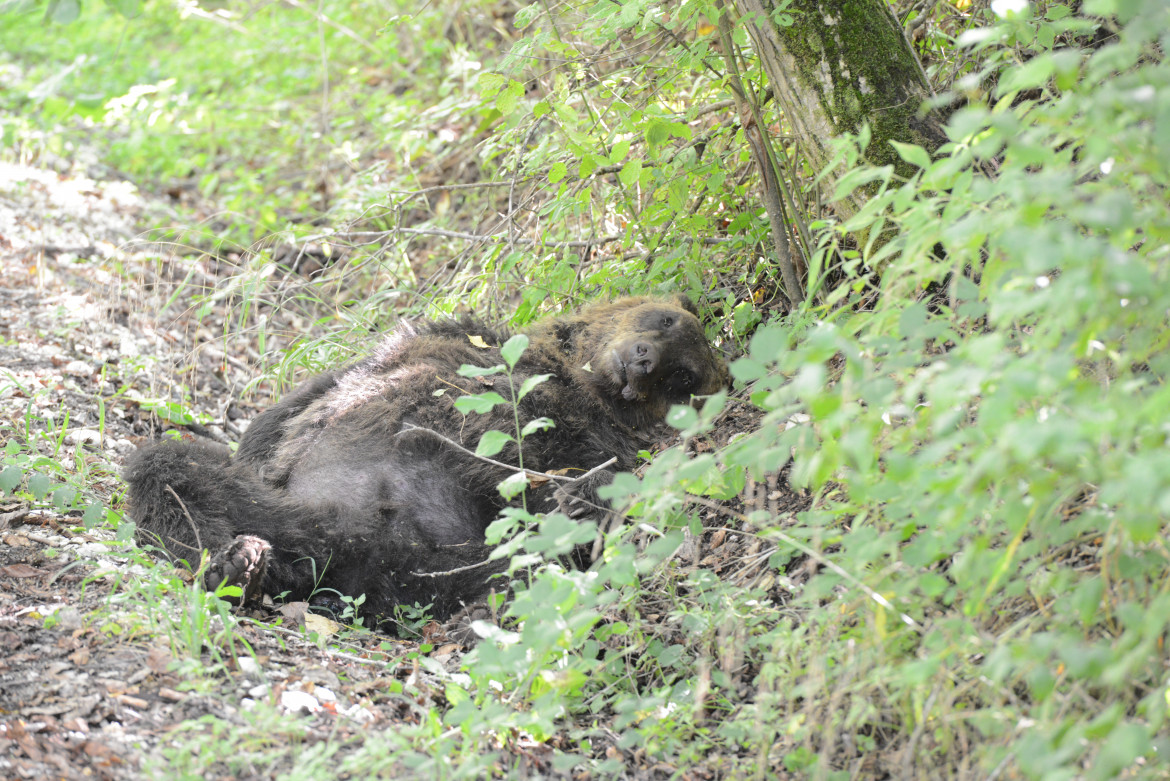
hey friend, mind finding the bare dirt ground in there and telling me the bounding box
[0,161,804,778]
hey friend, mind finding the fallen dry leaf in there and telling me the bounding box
[1,563,44,578]
[145,646,172,674]
[304,613,341,638]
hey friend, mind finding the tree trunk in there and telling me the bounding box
[724,0,949,301]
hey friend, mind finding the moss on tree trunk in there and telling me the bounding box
[736,0,948,223]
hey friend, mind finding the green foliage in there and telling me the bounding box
[1,432,122,532]
[6,0,1170,776]
[393,1,1170,775]
[454,334,552,498]
[0,0,770,314]
[99,542,254,662]
[709,0,1170,775]
[0,0,477,245]
[431,0,776,307]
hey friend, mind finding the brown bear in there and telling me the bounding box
[124,295,728,627]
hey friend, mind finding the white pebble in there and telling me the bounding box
[280,690,320,715]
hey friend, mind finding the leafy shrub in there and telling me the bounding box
[446,0,1170,776]
[703,0,1170,775]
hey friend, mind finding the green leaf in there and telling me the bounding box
[831,164,891,200]
[889,140,931,170]
[1072,578,1104,627]
[730,356,768,383]
[115,519,135,543]
[82,503,106,529]
[454,392,507,414]
[618,159,642,187]
[141,400,195,426]
[457,363,504,378]
[667,178,687,212]
[500,334,530,369]
[1094,722,1152,780]
[493,87,517,115]
[215,583,244,599]
[548,162,568,183]
[27,472,53,501]
[514,3,540,27]
[102,0,141,17]
[47,0,80,24]
[609,138,631,164]
[497,471,529,500]
[52,485,78,510]
[898,302,929,340]
[732,301,762,335]
[495,80,525,115]
[476,430,514,458]
[445,682,470,706]
[1037,22,1055,50]
[0,465,21,495]
[517,373,552,402]
[666,405,698,430]
[998,55,1055,96]
[477,72,506,96]
[643,529,684,563]
[682,463,746,500]
[1082,0,1115,14]
[919,573,949,597]
[520,417,555,437]
[644,118,670,148]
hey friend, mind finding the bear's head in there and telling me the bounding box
[555,295,729,426]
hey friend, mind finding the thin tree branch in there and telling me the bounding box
[165,484,203,553]
[716,1,802,305]
[397,423,616,484]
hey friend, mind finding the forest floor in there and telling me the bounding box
[0,160,797,779]
[0,160,439,779]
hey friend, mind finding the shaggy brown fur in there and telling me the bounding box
[124,295,728,626]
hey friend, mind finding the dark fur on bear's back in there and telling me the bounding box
[124,295,728,625]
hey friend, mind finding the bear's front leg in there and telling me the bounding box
[554,469,616,521]
[203,534,272,605]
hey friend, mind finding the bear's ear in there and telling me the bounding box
[671,292,700,317]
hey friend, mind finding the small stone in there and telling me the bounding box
[342,704,376,724]
[111,438,136,455]
[302,666,340,689]
[54,605,84,631]
[280,689,320,715]
[63,360,93,377]
[65,429,102,446]
[237,656,263,680]
[72,542,107,558]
